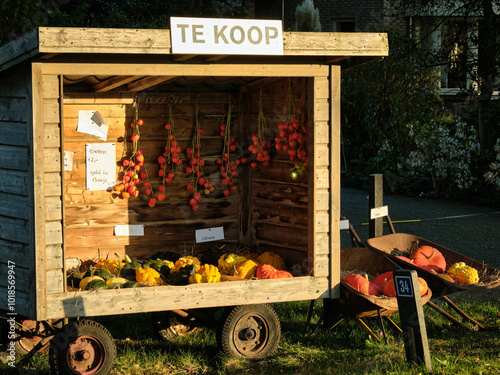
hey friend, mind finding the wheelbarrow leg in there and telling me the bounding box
[384,315,402,334]
[377,309,387,339]
[441,296,485,330]
[425,300,475,331]
[354,317,381,343]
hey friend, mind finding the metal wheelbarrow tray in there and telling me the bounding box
[337,247,432,318]
[365,233,500,299]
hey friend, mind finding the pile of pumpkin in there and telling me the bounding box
[343,272,429,297]
[67,250,293,291]
[343,245,480,298]
[395,244,479,284]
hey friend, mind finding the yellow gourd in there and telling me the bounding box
[189,264,221,284]
[233,259,259,279]
[94,258,123,275]
[257,251,286,270]
[447,262,479,284]
[136,267,163,286]
[170,256,201,273]
[218,253,247,275]
[79,276,104,290]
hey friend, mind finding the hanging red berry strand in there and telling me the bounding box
[155,102,183,206]
[248,89,272,168]
[274,78,309,179]
[114,97,154,200]
[186,104,214,211]
[216,100,246,197]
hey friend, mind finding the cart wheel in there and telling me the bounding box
[49,319,116,375]
[14,319,50,355]
[152,311,200,341]
[217,304,281,359]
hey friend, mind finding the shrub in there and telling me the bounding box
[484,138,500,190]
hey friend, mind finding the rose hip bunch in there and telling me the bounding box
[275,110,308,164]
[114,116,153,200]
[155,106,183,206]
[216,103,247,197]
[274,80,308,179]
[248,91,272,168]
[186,114,214,211]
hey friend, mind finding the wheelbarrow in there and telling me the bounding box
[365,218,500,330]
[306,218,432,342]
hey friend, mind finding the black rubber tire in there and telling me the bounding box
[151,311,199,341]
[49,319,116,375]
[217,304,281,359]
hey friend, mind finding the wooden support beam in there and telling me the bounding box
[92,75,144,92]
[126,76,176,92]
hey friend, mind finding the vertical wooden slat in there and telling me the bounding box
[31,62,47,319]
[307,78,316,275]
[329,65,341,298]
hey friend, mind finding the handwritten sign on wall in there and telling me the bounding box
[86,143,116,191]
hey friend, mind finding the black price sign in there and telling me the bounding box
[394,275,414,297]
[393,270,432,371]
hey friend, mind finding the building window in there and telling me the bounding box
[333,19,356,32]
[413,17,475,93]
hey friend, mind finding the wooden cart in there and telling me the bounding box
[0,25,388,373]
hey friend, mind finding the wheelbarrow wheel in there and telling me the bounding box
[49,319,116,375]
[217,304,281,359]
[151,311,200,341]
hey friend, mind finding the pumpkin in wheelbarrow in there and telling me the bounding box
[410,245,446,273]
[343,274,381,296]
[383,277,428,297]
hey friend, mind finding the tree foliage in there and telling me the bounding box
[0,0,247,46]
[406,0,500,153]
[341,29,443,163]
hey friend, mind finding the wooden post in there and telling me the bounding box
[394,269,432,371]
[368,173,383,238]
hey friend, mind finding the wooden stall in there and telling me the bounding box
[0,25,388,367]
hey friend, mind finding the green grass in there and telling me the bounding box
[1,298,500,374]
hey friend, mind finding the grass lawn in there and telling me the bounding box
[1,292,499,374]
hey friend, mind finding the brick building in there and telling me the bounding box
[253,0,407,32]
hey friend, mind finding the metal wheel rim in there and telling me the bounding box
[18,320,49,352]
[65,335,105,375]
[231,312,270,357]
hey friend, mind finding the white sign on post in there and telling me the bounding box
[86,143,116,191]
[170,17,284,55]
[370,205,389,220]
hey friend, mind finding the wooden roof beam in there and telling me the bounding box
[126,76,177,92]
[92,75,144,92]
[173,54,197,62]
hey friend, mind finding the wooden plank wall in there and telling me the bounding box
[0,63,33,316]
[40,71,65,302]
[249,77,328,276]
[62,93,243,262]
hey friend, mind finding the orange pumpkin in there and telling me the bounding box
[256,251,286,270]
[431,270,455,283]
[383,277,428,297]
[372,271,393,291]
[410,245,446,273]
[418,277,428,296]
[256,264,292,279]
[343,274,381,296]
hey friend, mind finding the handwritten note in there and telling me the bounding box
[86,143,116,191]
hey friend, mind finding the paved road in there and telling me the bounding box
[340,187,500,270]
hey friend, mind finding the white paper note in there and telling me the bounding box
[86,143,116,191]
[77,110,109,141]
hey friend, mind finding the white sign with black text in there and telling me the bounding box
[195,226,225,243]
[170,17,283,55]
